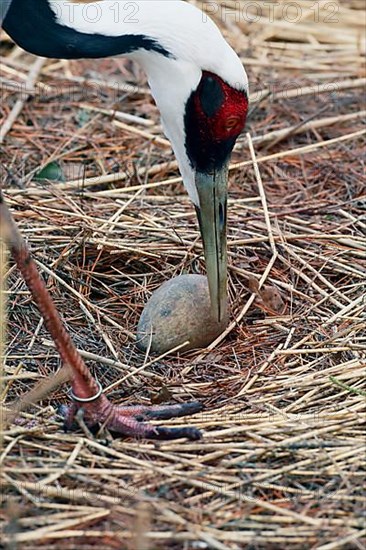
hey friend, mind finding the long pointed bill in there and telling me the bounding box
[0,0,13,24]
[195,163,228,324]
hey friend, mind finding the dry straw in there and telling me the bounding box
[1,0,365,548]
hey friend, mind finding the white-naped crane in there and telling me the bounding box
[0,0,248,439]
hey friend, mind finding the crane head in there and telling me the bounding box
[184,72,248,322]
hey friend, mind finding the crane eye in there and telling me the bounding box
[225,116,241,131]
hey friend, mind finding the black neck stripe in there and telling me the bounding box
[3,0,173,59]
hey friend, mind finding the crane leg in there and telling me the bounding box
[0,191,203,441]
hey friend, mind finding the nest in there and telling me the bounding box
[1,1,365,548]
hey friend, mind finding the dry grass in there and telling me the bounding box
[1,1,365,548]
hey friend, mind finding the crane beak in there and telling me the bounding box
[195,164,228,324]
[0,0,12,23]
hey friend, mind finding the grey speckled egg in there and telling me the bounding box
[136,275,227,353]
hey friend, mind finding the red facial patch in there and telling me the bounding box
[194,71,248,142]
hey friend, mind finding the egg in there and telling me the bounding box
[136,274,227,353]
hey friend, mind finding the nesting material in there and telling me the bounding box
[137,274,227,353]
[1,1,366,546]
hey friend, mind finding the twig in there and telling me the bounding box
[0,232,7,450]
[0,57,46,143]
[329,376,366,397]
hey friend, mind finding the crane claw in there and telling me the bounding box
[60,399,203,441]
